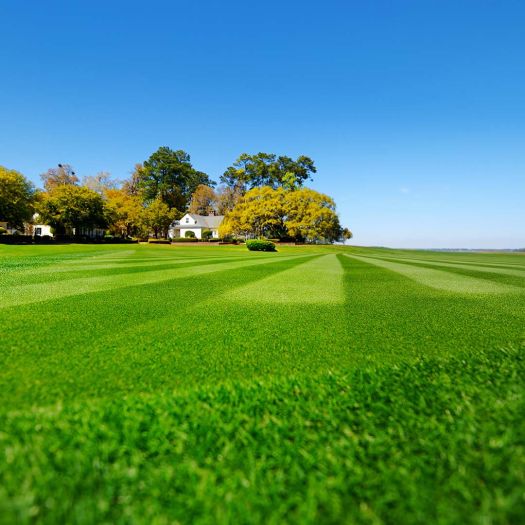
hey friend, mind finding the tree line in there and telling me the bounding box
[0,148,352,242]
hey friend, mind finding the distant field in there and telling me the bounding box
[1,244,524,524]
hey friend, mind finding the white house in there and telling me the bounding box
[33,223,54,237]
[31,213,104,239]
[169,213,224,240]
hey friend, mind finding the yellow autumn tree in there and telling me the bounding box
[219,186,346,242]
[188,184,217,215]
[283,187,342,242]
[219,186,286,238]
[105,188,146,237]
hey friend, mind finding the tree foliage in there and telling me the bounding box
[0,166,36,229]
[104,189,145,237]
[38,185,106,236]
[219,187,286,239]
[216,185,243,215]
[139,147,214,210]
[219,186,346,242]
[122,164,144,197]
[143,198,179,239]
[82,172,119,195]
[341,228,353,241]
[283,188,342,242]
[220,153,316,193]
[40,164,79,191]
[188,185,217,215]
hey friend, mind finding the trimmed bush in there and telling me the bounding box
[103,237,138,244]
[201,229,213,240]
[185,231,196,238]
[171,237,199,243]
[246,239,277,252]
[148,238,171,244]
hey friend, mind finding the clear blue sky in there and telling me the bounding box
[1,0,524,248]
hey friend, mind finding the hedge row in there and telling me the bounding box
[148,238,171,244]
[171,237,200,243]
[0,236,138,245]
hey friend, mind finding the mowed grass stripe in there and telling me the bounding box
[345,254,522,294]
[9,255,281,285]
[5,258,279,288]
[59,253,269,265]
[373,255,525,278]
[348,248,525,270]
[364,253,525,274]
[224,254,344,304]
[0,254,312,309]
[48,252,282,271]
[358,254,525,289]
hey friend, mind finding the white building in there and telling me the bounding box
[31,214,104,239]
[169,213,224,240]
[32,223,54,237]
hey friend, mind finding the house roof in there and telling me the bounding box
[180,214,224,229]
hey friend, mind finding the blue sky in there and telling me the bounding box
[1,0,524,248]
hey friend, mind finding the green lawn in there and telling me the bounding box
[1,244,524,524]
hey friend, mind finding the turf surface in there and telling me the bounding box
[0,244,524,524]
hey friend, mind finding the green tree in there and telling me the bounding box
[341,228,353,242]
[143,198,178,239]
[40,164,79,191]
[139,147,214,210]
[0,166,37,229]
[38,185,107,236]
[220,153,316,193]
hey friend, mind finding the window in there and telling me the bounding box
[185,218,189,223]
[35,227,42,235]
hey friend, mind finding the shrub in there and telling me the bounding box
[148,238,171,244]
[246,239,277,252]
[221,235,240,245]
[0,227,7,235]
[171,237,199,243]
[201,229,213,240]
[185,231,196,238]
[102,236,138,244]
